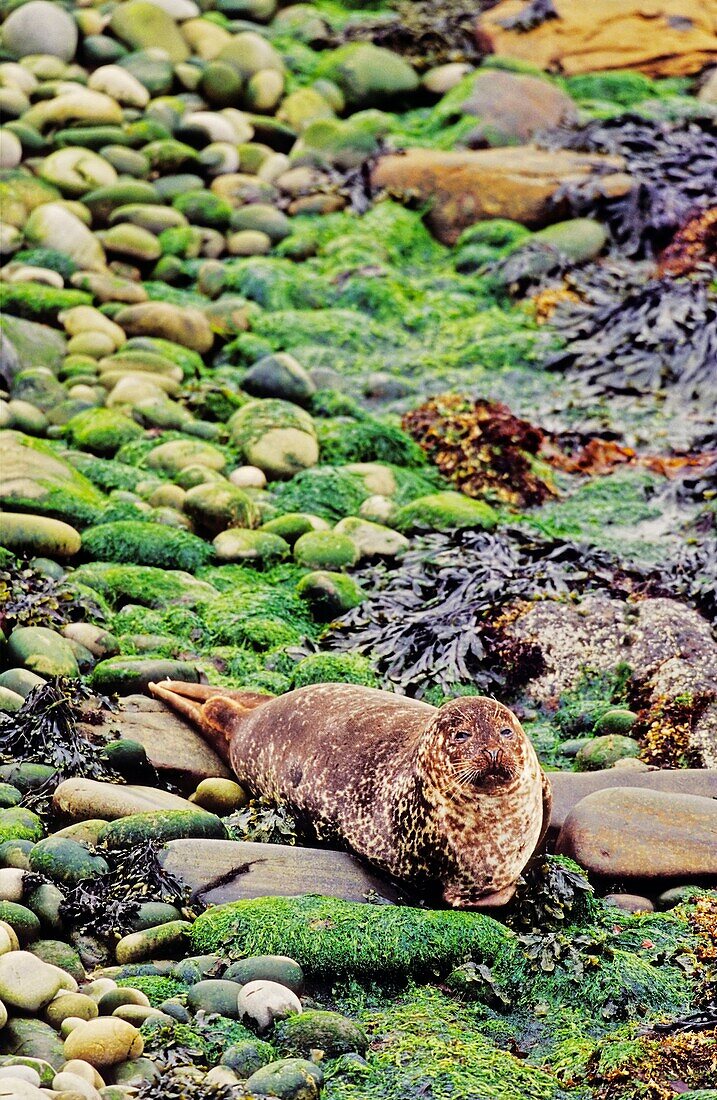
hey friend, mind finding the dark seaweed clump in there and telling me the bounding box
[0,679,114,781]
[546,272,717,406]
[327,529,656,697]
[543,116,717,257]
[0,558,101,635]
[55,840,195,939]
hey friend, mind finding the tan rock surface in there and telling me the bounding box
[371,147,632,244]
[478,0,717,78]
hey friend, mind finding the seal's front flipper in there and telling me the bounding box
[149,680,272,763]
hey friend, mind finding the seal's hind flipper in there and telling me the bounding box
[149,680,273,763]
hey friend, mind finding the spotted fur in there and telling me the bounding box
[150,681,551,907]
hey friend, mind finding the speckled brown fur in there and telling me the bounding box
[149,681,551,907]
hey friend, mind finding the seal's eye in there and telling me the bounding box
[500,727,514,738]
[453,730,471,743]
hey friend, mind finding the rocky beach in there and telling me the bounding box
[0,0,716,1096]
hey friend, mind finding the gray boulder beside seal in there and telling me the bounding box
[150,681,552,908]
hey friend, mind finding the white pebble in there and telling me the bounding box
[237,979,302,1031]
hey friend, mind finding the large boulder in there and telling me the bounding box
[478,0,717,78]
[371,147,632,244]
[458,70,577,145]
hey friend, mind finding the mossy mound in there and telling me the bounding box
[70,562,217,609]
[274,466,370,522]
[82,521,213,572]
[290,653,378,689]
[116,975,189,1006]
[64,408,144,457]
[190,895,513,979]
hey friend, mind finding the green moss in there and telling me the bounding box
[64,408,144,457]
[563,71,686,107]
[13,248,78,279]
[64,452,149,493]
[190,894,513,979]
[82,521,212,572]
[274,467,370,522]
[315,415,426,467]
[293,530,359,570]
[173,190,233,228]
[69,562,217,609]
[290,652,378,689]
[0,283,91,323]
[326,985,563,1100]
[116,975,188,1005]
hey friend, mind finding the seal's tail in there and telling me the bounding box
[149,680,272,764]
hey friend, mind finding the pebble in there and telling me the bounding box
[63,1018,144,1068]
[2,0,79,61]
[0,951,67,1012]
[237,979,303,1031]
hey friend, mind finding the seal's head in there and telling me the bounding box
[421,697,530,794]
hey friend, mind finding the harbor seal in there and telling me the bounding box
[149,680,552,908]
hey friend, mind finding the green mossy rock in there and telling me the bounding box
[82,520,212,571]
[317,44,419,108]
[64,408,144,457]
[0,513,81,559]
[0,1017,65,1069]
[395,491,498,532]
[295,570,365,621]
[116,920,193,965]
[191,895,512,979]
[213,528,290,564]
[98,809,227,849]
[245,1057,322,1100]
[276,1010,368,1059]
[7,626,79,678]
[145,438,227,476]
[576,734,642,770]
[223,955,303,994]
[89,656,200,694]
[221,1038,276,1076]
[242,353,316,404]
[290,653,377,689]
[110,1,190,63]
[0,901,41,944]
[228,400,318,481]
[71,562,217,608]
[0,807,43,844]
[29,837,110,885]
[593,708,639,736]
[260,513,329,545]
[30,938,85,982]
[0,430,107,525]
[531,218,608,263]
[184,482,260,537]
[293,530,359,570]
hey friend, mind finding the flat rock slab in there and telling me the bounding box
[79,694,231,783]
[161,839,404,905]
[53,777,195,821]
[371,147,632,244]
[556,787,717,886]
[548,769,717,839]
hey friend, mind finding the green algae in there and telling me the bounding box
[140,1015,256,1069]
[64,409,144,457]
[116,975,188,1005]
[70,562,218,609]
[0,283,91,323]
[81,520,213,572]
[274,466,370,522]
[290,652,378,688]
[314,414,426,467]
[326,984,567,1100]
[64,452,150,493]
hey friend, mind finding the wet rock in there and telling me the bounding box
[275,1009,368,1058]
[98,808,226,849]
[245,1057,322,1100]
[213,527,290,564]
[77,695,232,783]
[238,980,302,1031]
[333,517,409,559]
[190,778,248,815]
[293,530,358,570]
[0,513,81,559]
[224,956,304,995]
[556,788,717,885]
[548,769,717,839]
[575,734,641,770]
[161,839,402,905]
[371,147,632,244]
[115,920,192,965]
[479,0,717,78]
[28,838,109,886]
[317,43,418,107]
[52,779,198,822]
[89,657,199,694]
[7,627,79,679]
[0,952,68,1012]
[2,1,78,61]
[242,353,316,404]
[63,1018,143,1069]
[603,893,654,913]
[110,0,189,63]
[187,978,244,1018]
[113,303,213,353]
[459,70,577,145]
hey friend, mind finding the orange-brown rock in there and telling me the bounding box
[478,0,717,78]
[371,147,632,244]
[556,787,717,885]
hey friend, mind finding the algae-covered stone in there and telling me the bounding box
[213,527,290,564]
[98,809,227,849]
[1,1018,65,1070]
[275,1010,367,1058]
[89,657,199,695]
[317,43,418,107]
[82,520,212,571]
[7,627,79,678]
[191,895,511,978]
[531,218,608,263]
[224,955,303,994]
[2,1,78,62]
[31,939,85,982]
[0,685,36,713]
[293,530,358,570]
[261,513,329,545]
[0,430,107,525]
[218,31,284,79]
[184,481,260,536]
[114,303,213,353]
[395,491,498,532]
[0,807,42,847]
[29,837,110,885]
[245,1057,322,1099]
[115,920,192,965]
[229,399,318,480]
[576,734,641,770]
[0,900,40,944]
[187,978,243,1018]
[593,708,638,736]
[0,513,81,559]
[242,353,316,404]
[221,1038,276,1076]
[333,516,409,558]
[295,570,365,621]
[145,438,226,475]
[110,1,189,63]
